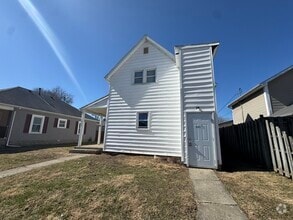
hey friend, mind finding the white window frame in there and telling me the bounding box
[136,112,150,130]
[77,121,81,135]
[146,69,156,83]
[29,114,45,134]
[57,118,67,129]
[133,70,144,84]
[133,68,156,84]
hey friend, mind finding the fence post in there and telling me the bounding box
[258,117,272,169]
[265,120,277,172]
[270,122,283,174]
[276,126,290,177]
[282,131,293,179]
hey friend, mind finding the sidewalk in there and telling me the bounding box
[189,168,247,220]
[0,154,89,179]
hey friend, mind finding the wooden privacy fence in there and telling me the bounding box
[220,116,293,179]
[265,118,293,179]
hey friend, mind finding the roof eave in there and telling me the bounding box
[104,35,175,82]
[228,84,264,108]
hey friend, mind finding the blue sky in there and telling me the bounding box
[0,0,292,118]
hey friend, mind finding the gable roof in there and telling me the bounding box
[228,65,293,108]
[0,87,95,120]
[104,35,175,81]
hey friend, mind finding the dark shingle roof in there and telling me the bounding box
[0,87,94,120]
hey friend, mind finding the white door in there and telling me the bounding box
[187,113,215,168]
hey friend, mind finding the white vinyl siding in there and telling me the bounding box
[179,46,216,163]
[105,41,181,157]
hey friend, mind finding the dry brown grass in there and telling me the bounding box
[217,170,293,220]
[0,146,73,171]
[0,154,196,219]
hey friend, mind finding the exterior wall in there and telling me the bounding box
[232,89,267,124]
[268,68,293,113]
[9,108,98,146]
[105,41,181,156]
[179,46,217,164]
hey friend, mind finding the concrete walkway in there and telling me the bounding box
[0,154,89,179]
[189,168,248,220]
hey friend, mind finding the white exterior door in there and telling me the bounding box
[187,113,215,168]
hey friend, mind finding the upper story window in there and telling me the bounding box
[29,115,45,134]
[137,112,149,129]
[134,71,143,84]
[143,47,149,54]
[146,70,156,83]
[133,69,156,84]
[57,118,67,128]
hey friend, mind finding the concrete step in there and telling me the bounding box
[69,147,103,155]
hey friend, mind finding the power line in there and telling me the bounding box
[218,88,242,113]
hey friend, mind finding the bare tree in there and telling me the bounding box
[34,86,73,104]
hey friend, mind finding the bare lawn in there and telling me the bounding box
[0,154,196,219]
[217,170,293,220]
[0,146,73,171]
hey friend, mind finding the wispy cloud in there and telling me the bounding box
[18,0,87,101]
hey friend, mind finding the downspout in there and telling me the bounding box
[177,48,185,163]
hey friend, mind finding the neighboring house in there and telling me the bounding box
[0,87,98,147]
[79,36,222,169]
[228,66,293,124]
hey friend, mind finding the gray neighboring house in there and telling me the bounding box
[0,87,98,147]
[229,66,293,124]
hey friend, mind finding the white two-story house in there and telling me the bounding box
[79,36,221,169]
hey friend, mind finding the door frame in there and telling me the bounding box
[185,111,218,169]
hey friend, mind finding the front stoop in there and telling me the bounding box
[69,147,103,155]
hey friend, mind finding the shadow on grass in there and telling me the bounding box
[220,157,271,173]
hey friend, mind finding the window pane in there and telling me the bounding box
[134,77,143,84]
[134,71,143,78]
[33,117,42,125]
[32,124,41,132]
[139,121,148,128]
[139,113,148,121]
[147,70,155,76]
[146,70,156,83]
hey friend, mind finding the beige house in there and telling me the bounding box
[229,66,293,124]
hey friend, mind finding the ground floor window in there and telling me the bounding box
[29,115,45,134]
[137,112,149,129]
[57,118,67,128]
